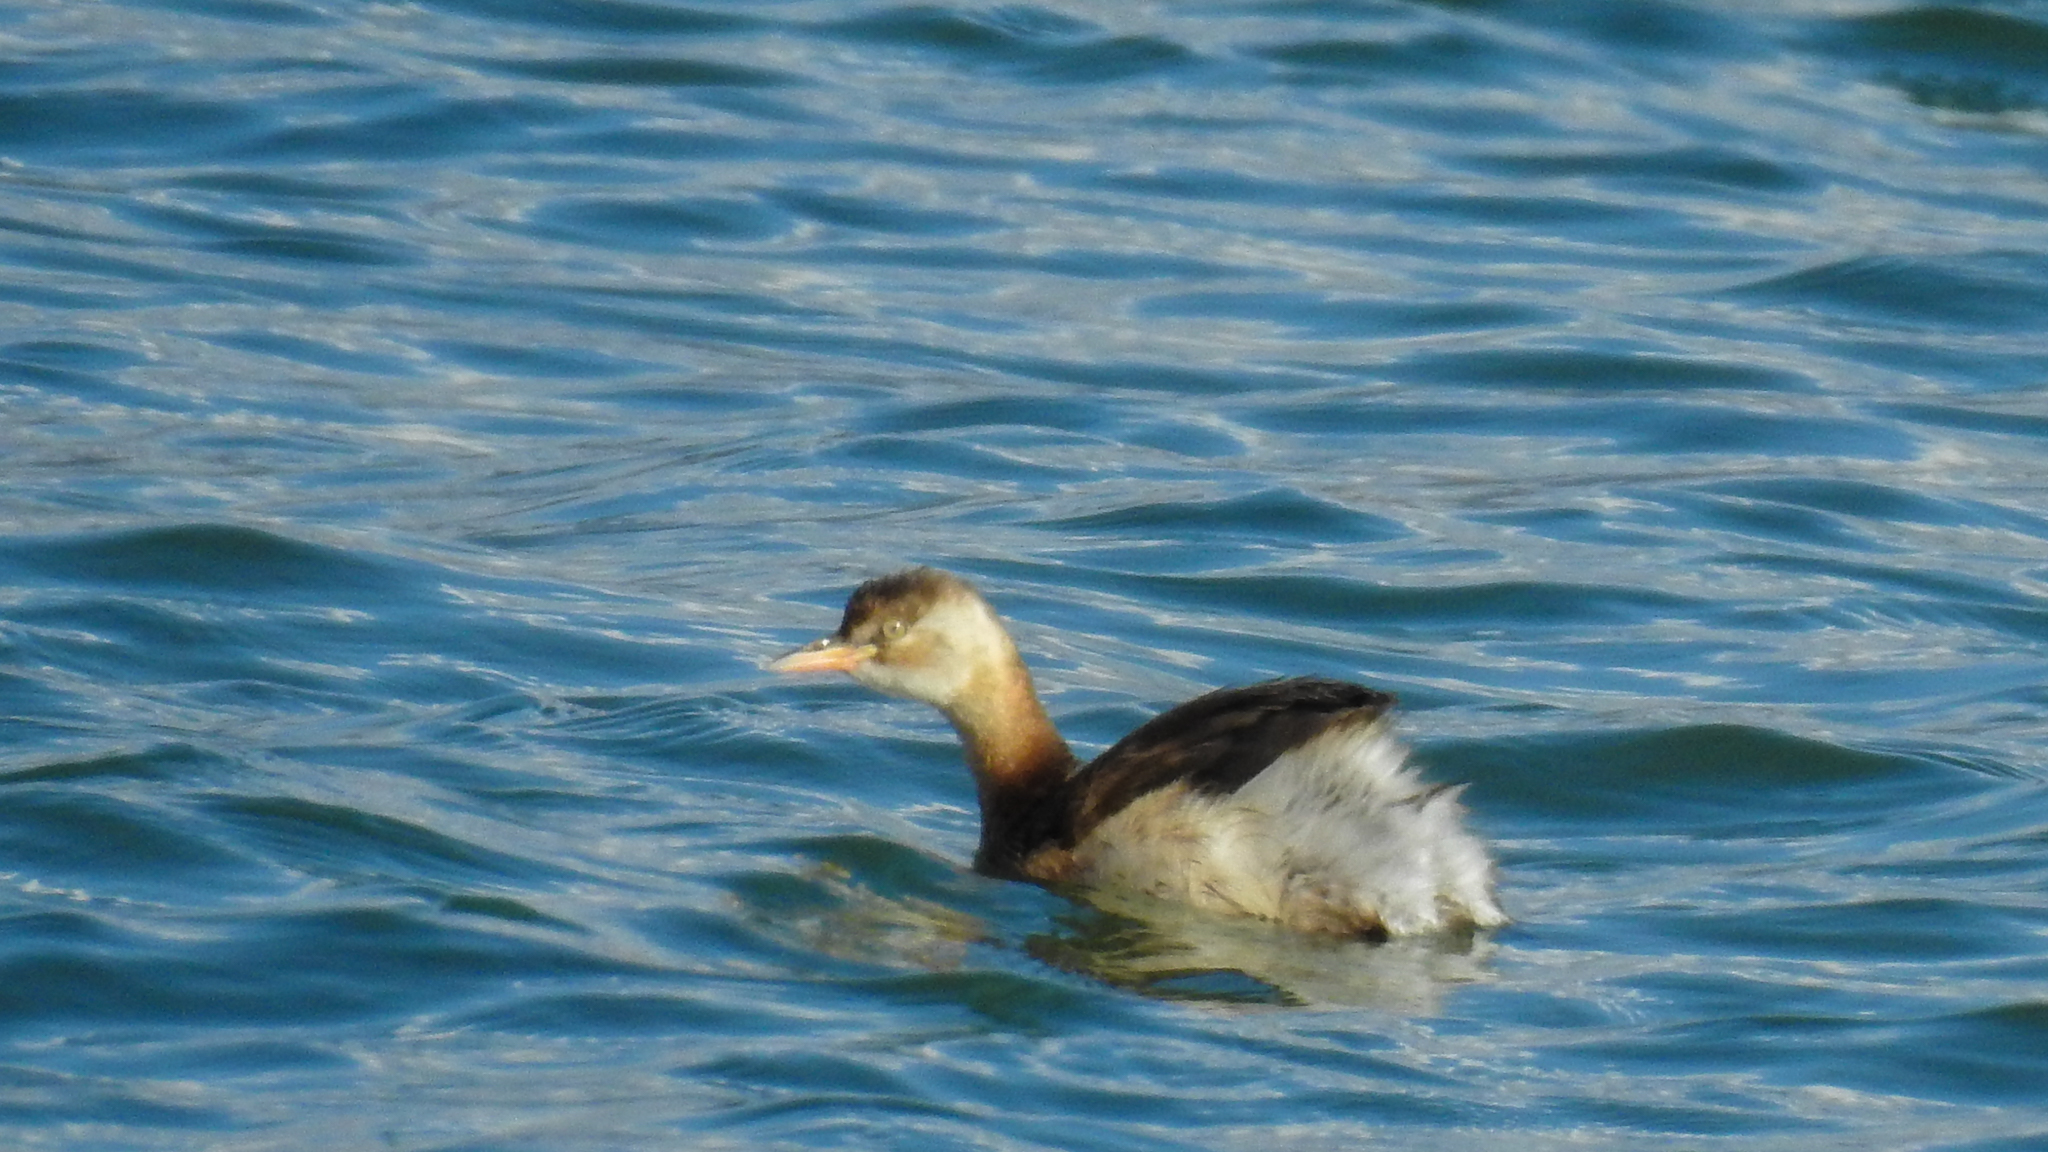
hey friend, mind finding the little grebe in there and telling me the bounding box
[769,567,1505,939]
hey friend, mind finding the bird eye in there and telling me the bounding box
[882,618,906,639]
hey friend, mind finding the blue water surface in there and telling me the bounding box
[2,0,2047,1148]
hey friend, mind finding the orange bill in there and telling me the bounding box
[766,637,873,674]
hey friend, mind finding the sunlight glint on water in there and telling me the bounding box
[1,0,2046,1149]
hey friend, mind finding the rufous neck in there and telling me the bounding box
[941,654,1074,797]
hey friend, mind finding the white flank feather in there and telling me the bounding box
[1071,719,1505,936]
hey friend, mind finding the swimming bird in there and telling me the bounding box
[769,567,1505,939]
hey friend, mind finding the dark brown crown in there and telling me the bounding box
[836,567,978,638]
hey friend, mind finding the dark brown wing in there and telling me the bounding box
[1063,677,1395,846]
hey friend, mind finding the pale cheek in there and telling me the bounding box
[910,660,973,706]
[848,661,910,697]
[852,655,967,707]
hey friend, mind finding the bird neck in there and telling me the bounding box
[941,652,1075,824]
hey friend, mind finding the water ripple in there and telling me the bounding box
[2,0,2047,1148]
